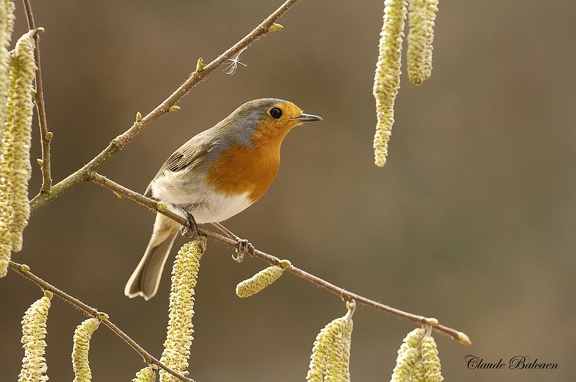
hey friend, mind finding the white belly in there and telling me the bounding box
[189,191,253,223]
[149,171,253,224]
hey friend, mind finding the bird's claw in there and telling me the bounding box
[180,210,205,250]
[233,238,254,263]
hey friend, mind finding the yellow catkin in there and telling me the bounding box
[235,265,284,298]
[1,1,14,39]
[133,365,157,382]
[407,0,439,85]
[72,318,101,382]
[159,238,206,382]
[390,327,425,382]
[5,30,37,253]
[390,327,443,382]
[0,175,11,276]
[0,0,15,277]
[0,119,14,276]
[0,0,15,139]
[412,360,426,382]
[373,0,408,167]
[19,291,52,382]
[421,335,443,382]
[306,305,354,382]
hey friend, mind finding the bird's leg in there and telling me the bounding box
[211,222,255,263]
[180,209,205,250]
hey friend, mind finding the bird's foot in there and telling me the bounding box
[233,238,255,263]
[180,210,205,250]
[210,222,254,262]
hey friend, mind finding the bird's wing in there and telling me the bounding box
[144,133,219,197]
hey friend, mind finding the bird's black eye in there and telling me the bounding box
[269,107,282,119]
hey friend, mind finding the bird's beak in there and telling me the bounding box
[293,113,322,123]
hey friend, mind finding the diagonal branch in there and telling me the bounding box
[88,172,472,345]
[29,0,302,214]
[8,260,194,382]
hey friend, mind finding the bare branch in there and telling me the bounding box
[88,172,471,344]
[8,261,194,382]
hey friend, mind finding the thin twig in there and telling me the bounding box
[88,172,471,344]
[22,0,52,192]
[29,0,302,214]
[8,261,194,382]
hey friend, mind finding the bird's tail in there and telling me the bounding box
[124,213,180,300]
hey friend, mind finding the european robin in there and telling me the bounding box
[125,98,322,300]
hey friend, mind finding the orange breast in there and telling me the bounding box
[206,138,282,203]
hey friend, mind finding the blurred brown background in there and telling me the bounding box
[2,0,575,381]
